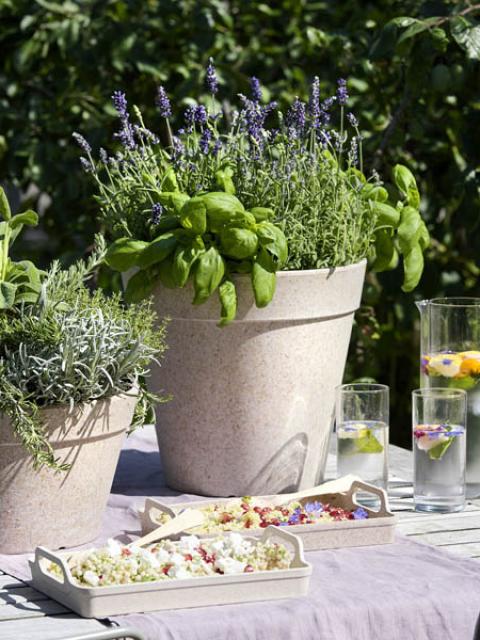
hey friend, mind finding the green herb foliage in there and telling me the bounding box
[0,236,168,469]
[84,73,427,321]
[0,187,43,308]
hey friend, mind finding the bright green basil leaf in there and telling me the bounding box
[256,222,288,267]
[402,244,424,292]
[9,209,38,229]
[250,207,275,222]
[157,255,178,288]
[180,197,207,235]
[372,201,401,228]
[215,166,235,194]
[218,278,237,326]
[151,214,181,233]
[418,220,430,250]
[372,229,399,272]
[124,269,156,302]
[229,260,252,274]
[193,246,225,305]
[363,185,389,203]
[0,187,11,221]
[393,165,420,208]
[0,281,17,309]
[220,227,258,259]
[162,166,179,192]
[136,232,177,269]
[8,260,42,288]
[105,237,149,271]
[171,243,203,287]
[158,192,190,214]
[398,206,422,252]
[252,249,276,308]
[201,192,247,232]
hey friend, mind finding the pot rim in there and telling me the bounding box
[276,258,367,278]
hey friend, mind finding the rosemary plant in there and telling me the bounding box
[0,236,168,469]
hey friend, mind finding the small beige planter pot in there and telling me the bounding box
[0,391,138,554]
[150,261,366,497]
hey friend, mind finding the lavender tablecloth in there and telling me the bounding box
[2,426,480,640]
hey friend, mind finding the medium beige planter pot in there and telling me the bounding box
[0,391,137,554]
[150,261,366,497]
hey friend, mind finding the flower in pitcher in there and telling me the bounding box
[426,354,462,377]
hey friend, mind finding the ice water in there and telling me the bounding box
[337,420,388,505]
[414,424,466,513]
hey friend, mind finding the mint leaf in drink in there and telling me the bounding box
[428,437,453,460]
[355,430,384,454]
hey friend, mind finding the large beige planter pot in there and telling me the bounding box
[150,261,366,497]
[0,391,137,554]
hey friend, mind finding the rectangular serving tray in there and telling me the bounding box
[141,480,397,551]
[30,526,311,618]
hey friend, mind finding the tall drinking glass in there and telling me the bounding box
[412,388,466,513]
[336,384,389,499]
[417,298,480,497]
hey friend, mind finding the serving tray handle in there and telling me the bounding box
[141,497,177,532]
[31,546,74,590]
[349,480,390,517]
[260,525,306,567]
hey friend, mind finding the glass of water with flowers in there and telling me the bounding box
[413,388,466,513]
[336,383,389,504]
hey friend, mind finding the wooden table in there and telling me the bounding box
[1,441,478,639]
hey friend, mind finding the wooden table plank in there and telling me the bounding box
[0,586,50,604]
[0,599,70,621]
[0,575,25,589]
[0,615,107,640]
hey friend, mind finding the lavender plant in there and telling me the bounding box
[0,237,168,469]
[75,62,429,323]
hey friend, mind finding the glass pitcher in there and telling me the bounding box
[417,298,480,497]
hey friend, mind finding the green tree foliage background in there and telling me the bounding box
[1,0,480,446]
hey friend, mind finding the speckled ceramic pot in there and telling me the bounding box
[150,262,366,497]
[0,391,138,554]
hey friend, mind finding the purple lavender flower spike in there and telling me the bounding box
[99,148,108,164]
[79,156,93,173]
[205,57,218,95]
[72,132,91,154]
[151,203,163,225]
[199,128,212,154]
[286,98,306,137]
[115,124,136,150]
[111,90,136,149]
[155,86,172,118]
[112,90,128,118]
[308,76,320,128]
[347,112,359,127]
[184,106,196,131]
[195,105,208,126]
[336,78,349,105]
[321,96,336,110]
[250,76,262,102]
[212,138,222,156]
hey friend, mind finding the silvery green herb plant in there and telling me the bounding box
[75,62,429,324]
[0,236,168,470]
[0,187,44,308]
